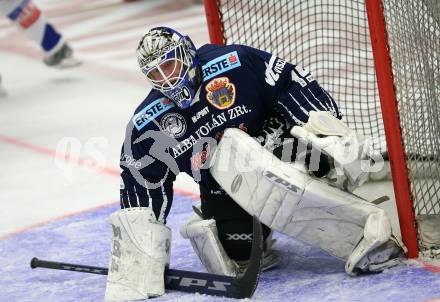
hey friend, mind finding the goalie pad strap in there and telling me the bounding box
[105,207,171,301]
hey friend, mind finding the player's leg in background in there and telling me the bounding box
[0,0,80,68]
[0,74,7,97]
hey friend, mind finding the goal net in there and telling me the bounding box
[204,0,440,257]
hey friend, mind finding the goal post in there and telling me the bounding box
[203,0,440,258]
[204,0,223,45]
[364,0,418,258]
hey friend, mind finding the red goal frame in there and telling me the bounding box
[203,0,419,258]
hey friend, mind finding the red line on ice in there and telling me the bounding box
[0,134,200,240]
[0,134,199,197]
[0,134,119,177]
[417,259,440,273]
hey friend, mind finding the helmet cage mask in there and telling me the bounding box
[141,44,191,92]
[137,27,198,109]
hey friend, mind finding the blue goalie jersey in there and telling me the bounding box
[119,44,341,222]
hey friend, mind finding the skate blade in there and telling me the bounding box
[53,57,82,69]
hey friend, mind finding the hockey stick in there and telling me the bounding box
[30,216,264,299]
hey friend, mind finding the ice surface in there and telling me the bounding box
[1,194,440,302]
[0,1,439,301]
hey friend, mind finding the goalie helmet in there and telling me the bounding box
[137,27,199,109]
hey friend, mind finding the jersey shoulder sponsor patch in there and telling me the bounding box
[264,55,286,86]
[132,97,174,130]
[202,51,241,81]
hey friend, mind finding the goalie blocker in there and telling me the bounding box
[210,116,405,275]
[105,207,171,301]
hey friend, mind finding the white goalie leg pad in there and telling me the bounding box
[290,111,370,191]
[105,207,171,301]
[180,214,238,277]
[210,128,396,263]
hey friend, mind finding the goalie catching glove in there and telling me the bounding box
[290,111,370,192]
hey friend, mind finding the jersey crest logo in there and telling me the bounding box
[205,77,236,110]
[160,112,187,138]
